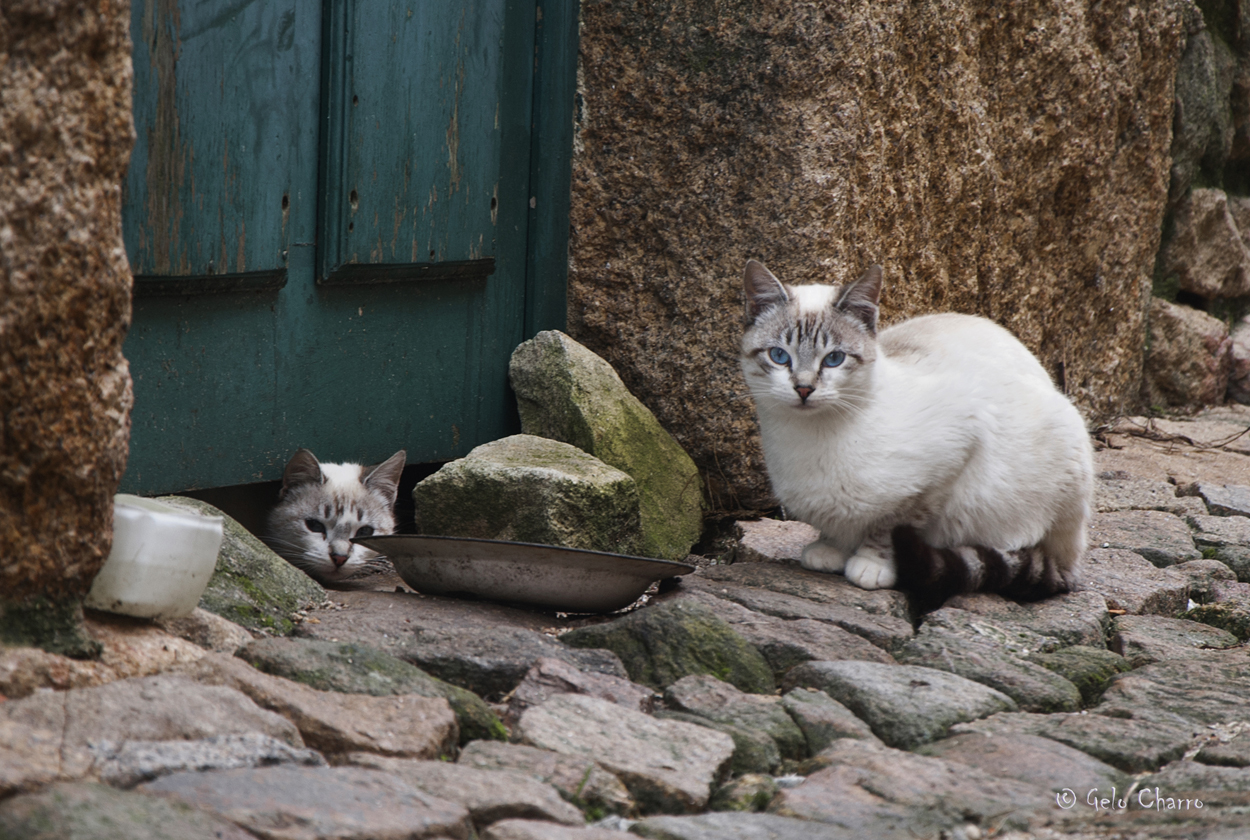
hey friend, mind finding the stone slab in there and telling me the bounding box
[515,693,734,814]
[782,660,1016,749]
[1110,615,1241,667]
[1095,475,1208,516]
[952,711,1200,773]
[140,766,472,839]
[695,562,913,621]
[560,598,774,693]
[897,624,1082,713]
[916,731,1129,795]
[458,740,635,817]
[732,519,820,564]
[677,590,895,680]
[780,687,879,752]
[1197,730,1250,768]
[1088,510,1201,567]
[771,739,1048,835]
[0,782,257,840]
[678,577,913,653]
[664,674,807,759]
[341,753,584,829]
[942,591,1110,648]
[507,656,655,724]
[173,652,457,760]
[632,811,879,840]
[1077,549,1191,616]
[294,589,626,698]
[1196,483,1250,517]
[1097,648,1250,728]
[483,820,636,840]
[1025,646,1132,706]
[238,636,505,743]
[0,673,303,779]
[90,733,326,789]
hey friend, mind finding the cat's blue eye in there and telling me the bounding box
[305,519,326,534]
[823,350,847,368]
[768,347,791,366]
[355,525,375,539]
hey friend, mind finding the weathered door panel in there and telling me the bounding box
[125,0,319,282]
[119,0,564,497]
[320,0,503,282]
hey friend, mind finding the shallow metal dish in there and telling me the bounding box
[355,534,696,613]
[357,535,700,612]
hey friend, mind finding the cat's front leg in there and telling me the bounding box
[843,536,898,590]
[799,536,850,573]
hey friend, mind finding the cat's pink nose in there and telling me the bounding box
[795,385,814,402]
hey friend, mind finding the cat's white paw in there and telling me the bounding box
[844,548,898,590]
[800,540,847,573]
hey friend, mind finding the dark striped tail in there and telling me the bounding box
[890,525,1074,605]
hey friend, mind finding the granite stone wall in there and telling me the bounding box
[0,0,136,600]
[567,0,1186,508]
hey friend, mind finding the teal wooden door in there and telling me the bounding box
[121,0,577,494]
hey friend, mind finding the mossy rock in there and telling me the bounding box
[561,599,774,694]
[412,435,643,556]
[510,331,704,560]
[0,596,101,659]
[708,774,778,812]
[1027,645,1131,706]
[237,637,505,744]
[160,496,325,635]
[652,710,780,776]
[1182,602,1250,641]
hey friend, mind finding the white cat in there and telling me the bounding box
[263,448,406,584]
[740,260,1093,599]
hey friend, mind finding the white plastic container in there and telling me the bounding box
[84,494,224,619]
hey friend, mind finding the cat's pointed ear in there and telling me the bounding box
[836,264,883,334]
[364,449,406,505]
[743,260,788,323]
[280,449,323,499]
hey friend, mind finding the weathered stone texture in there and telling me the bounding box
[568,0,1184,506]
[0,0,136,597]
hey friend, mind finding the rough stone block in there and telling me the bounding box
[413,435,642,556]
[1143,297,1232,407]
[1088,509,1201,567]
[510,331,704,560]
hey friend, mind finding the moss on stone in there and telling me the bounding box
[1027,645,1131,706]
[0,596,101,659]
[238,637,506,743]
[159,496,325,636]
[561,599,774,694]
[510,332,704,561]
[413,435,644,556]
[1182,602,1250,641]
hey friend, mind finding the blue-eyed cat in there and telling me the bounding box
[263,448,406,584]
[740,260,1093,601]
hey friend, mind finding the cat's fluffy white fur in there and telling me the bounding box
[740,260,1093,593]
[263,448,406,584]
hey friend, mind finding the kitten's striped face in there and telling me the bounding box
[740,261,882,414]
[264,449,405,584]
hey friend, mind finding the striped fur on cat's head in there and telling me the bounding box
[263,448,405,584]
[740,260,883,415]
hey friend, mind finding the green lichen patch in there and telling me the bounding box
[561,598,774,694]
[237,636,505,743]
[510,331,704,560]
[159,496,325,636]
[1182,602,1250,641]
[413,435,643,556]
[0,596,101,659]
[1027,645,1132,706]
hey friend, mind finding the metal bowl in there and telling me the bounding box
[354,534,695,613]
